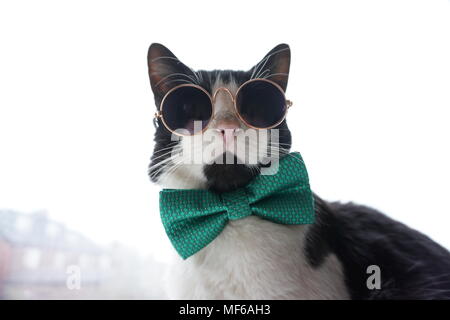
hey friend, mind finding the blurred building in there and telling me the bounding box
[0,210,166,299]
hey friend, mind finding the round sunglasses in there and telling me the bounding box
[154,78,293,136]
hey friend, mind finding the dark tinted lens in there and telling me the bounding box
[236,80,286,128]
[161,86,212,134]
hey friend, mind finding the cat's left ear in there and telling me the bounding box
[249,44,291,92]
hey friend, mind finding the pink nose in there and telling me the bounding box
[216,121,240,145]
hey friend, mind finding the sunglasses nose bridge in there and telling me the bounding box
[211,87,240,127]
[212,87,235,103]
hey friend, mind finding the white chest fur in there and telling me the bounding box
[163,216,350,299]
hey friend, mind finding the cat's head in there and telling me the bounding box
[147,43,292,192]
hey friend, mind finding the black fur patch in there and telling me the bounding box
[203,153,259,193]
[306,195,450,299]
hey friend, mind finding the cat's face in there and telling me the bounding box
[147,43,292,192]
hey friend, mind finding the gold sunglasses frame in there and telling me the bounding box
[154,78,293,136]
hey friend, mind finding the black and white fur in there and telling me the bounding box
[147,43,450,299]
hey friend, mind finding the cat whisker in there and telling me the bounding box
[150,151,181,167]
[263,72,289,79]
[150,155,185,180]
[257,69,271,79]
[152,142,180,155]
[149,149,183,174]
[252,47,289,79]
[159,157,189,180]
[154,72,199,88]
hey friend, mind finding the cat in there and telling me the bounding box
[147,43,450,299]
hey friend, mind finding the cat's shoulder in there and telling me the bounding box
[306,196,450,299]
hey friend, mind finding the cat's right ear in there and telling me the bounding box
[249,44,291,92]
[147,43,195,108]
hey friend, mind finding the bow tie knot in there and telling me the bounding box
[221,188,252,221]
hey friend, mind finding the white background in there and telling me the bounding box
[1,0,449,262]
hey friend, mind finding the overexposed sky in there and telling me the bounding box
[0,1,449,261]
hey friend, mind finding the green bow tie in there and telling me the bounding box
[159,152,315,259]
